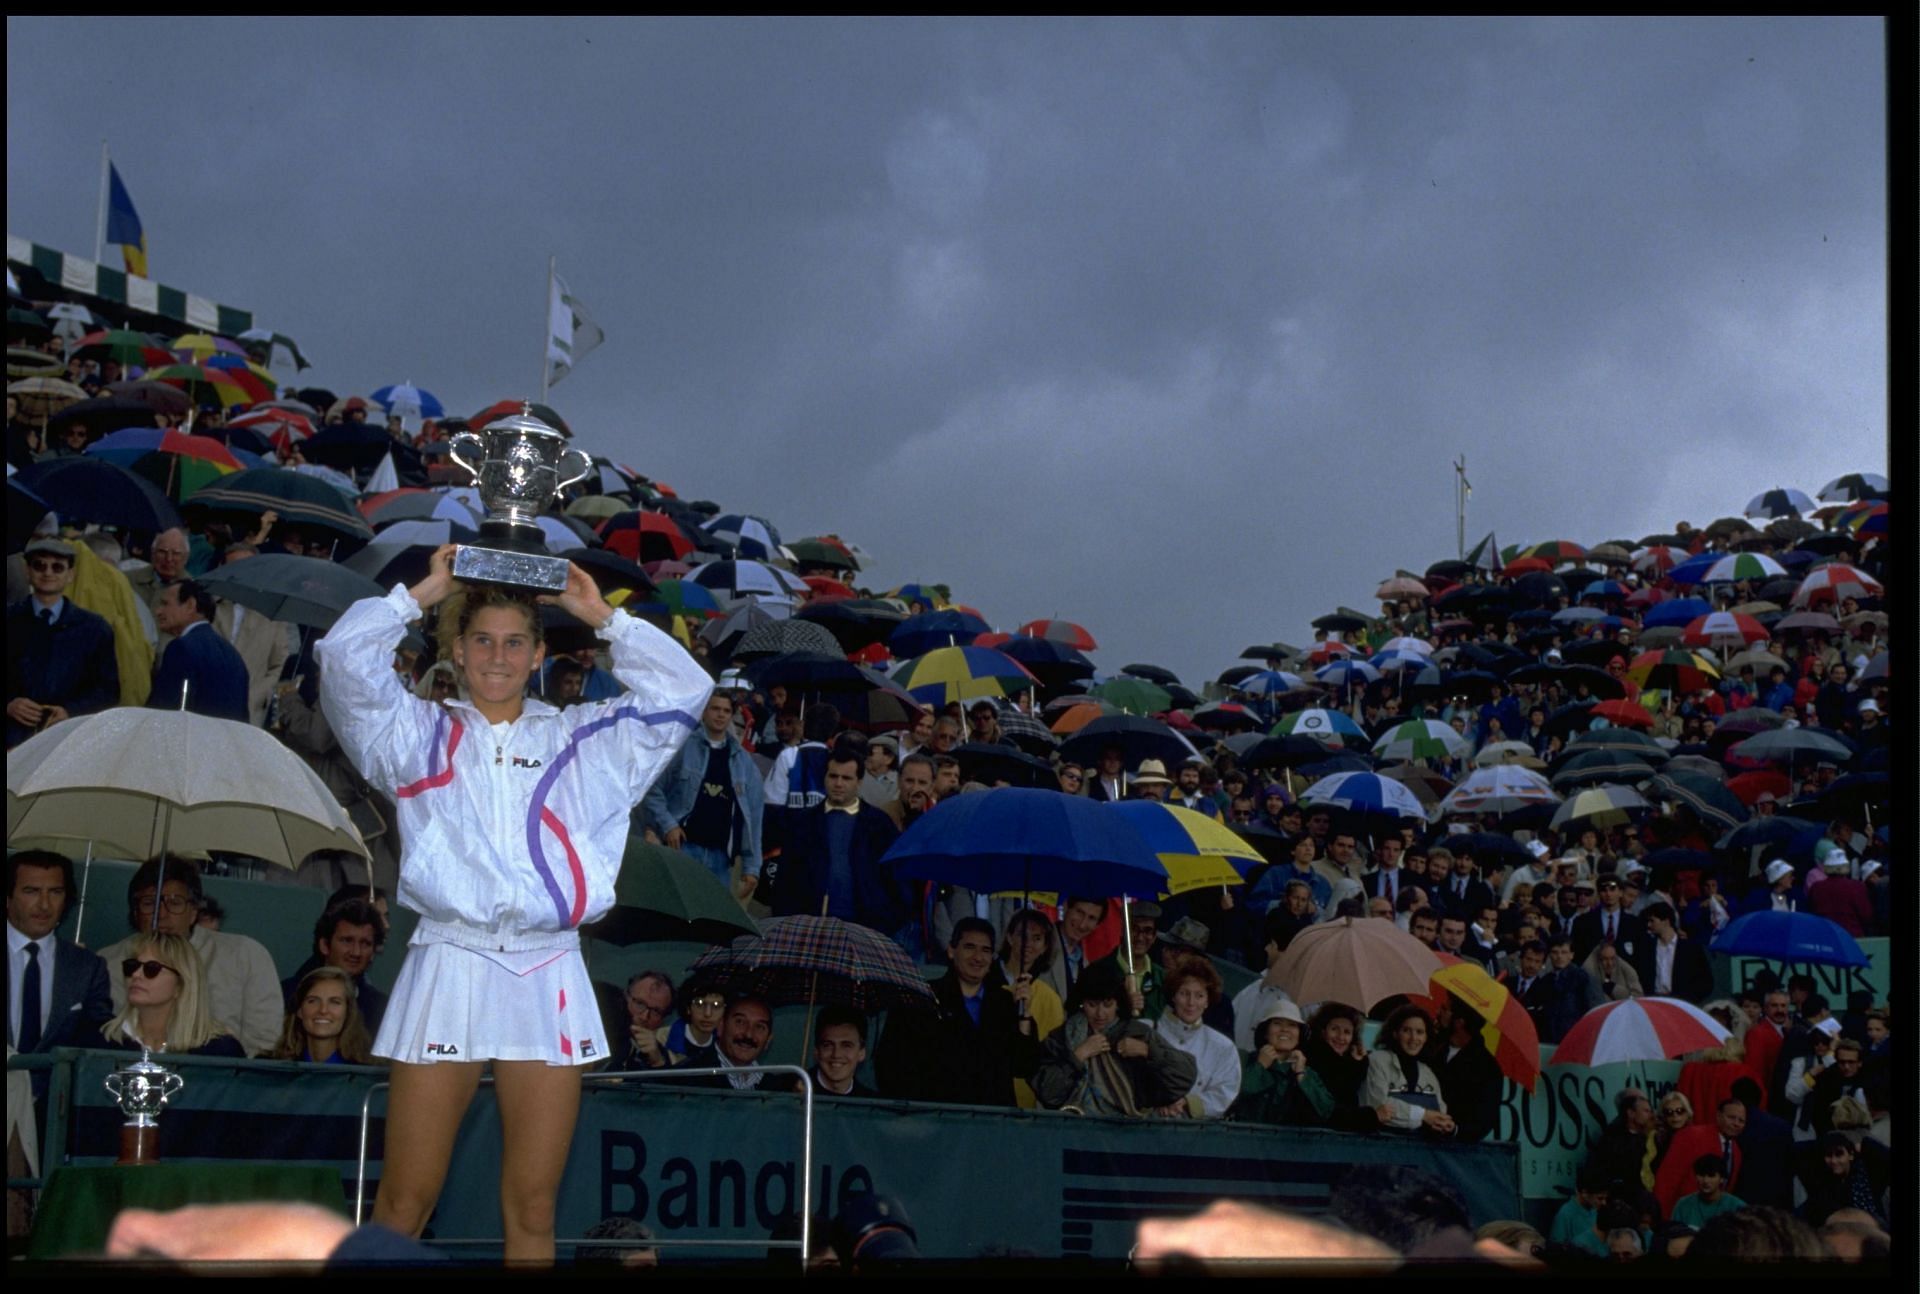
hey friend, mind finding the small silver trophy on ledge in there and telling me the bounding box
[447,404,592,591]
[105,1042,185,1165]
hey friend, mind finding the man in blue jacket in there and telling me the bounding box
[641,690,765,901]
[770,744,906,935]
[148,579,250,722]
[7,537,120,747]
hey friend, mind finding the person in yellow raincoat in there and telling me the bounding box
[66,534,153,705]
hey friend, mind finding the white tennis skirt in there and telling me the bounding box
[372,941,607,1067]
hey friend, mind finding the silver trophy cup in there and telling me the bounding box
[105,1044,185,1164]
[448,405,591,591]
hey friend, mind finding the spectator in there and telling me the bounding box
[1537,935,1600,1043]
[1799,1132,1885,1229]
[659,983,725,1066]
[874,918,1037,1107]
[149,578,251,722]
[762,702,840,849]
[1048,895,1108,998]
[1633,902,1712,1002]
[1803,856,1872,936]
[1229,919,1301,1055]
[1670,1154,1745,1229]
[879,751,936,834]
[998,908,1066,1106]
[1723,1076,1793,1209]
[7,849,113,1056]
[808,1005,877,1098]
[616,970,675,1071]
[270,966,375,1064]
[669,993,784,1092]
[1153,961,1239,1119]
[208,545,295,726]
[1583,941,1644,1001]
[282,899,387,1035]
[768,745,907,939]
[1605,1223,1645,1263]
[857,734,898,808]
[1797,1036,1871,1138]
[1229,1000,1333,1126]
[1031,959,1196,1117]
[1096,901,1166,1021]
[99,931,246,1058]
[1589,1088,1658,1193]
[1546,1163,1613,1257]
[1247,836,1331,916]
[1429,847,1493,920]
[641,690,765,903]
[99,857,283,1057]
[1654,1098,1746,1216]
[1570,874,1643,964]
[1736,860,1803,916]
[7,537,120,748]
[1428,1000,1502,1142]
[1816,1211,1891,1263]
[1363,1004,1454,1136]
[1742,990,1792,1111]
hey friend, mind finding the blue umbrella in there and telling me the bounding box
[889,608,990,658]
[1710,910,1868,968]
[1643,597,1714,628]
[1664,554,1720,587]
[370,382,446,421]
[702,513,781,560]
[881,787,1168,899]
[1300,770,1424,818]
[1234,669,1308,698]
[1314,660,1382,688]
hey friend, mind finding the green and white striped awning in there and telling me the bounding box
[7,233,252,337]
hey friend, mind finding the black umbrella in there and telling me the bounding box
[1558,568,1606,595]
[1437,670,1502,704]
[13,456,180,532]
[569,548,656,599]
[1121,663,1181,686]
[197,554,385,630]
[1713,815,1824,855]
[733,618,844,662]
[1425,559,1477,580]
[1299,753,1373,781]
[1549,749,1657,789]
[1311,612,1369,634]
[185,467,374,540]
[1644,772,1747,832]
[1164,683,1203,710]
[793,600,903,653]
[1228,820,1295,863]
[539,604,601,655]
[999,637,1096,688]
[1565,728,1670,763]
[1216,664,1265,687]
[1239,643,1300,662]
[1540,700,1598,741]
[1440,831,1531,871]
[1509,572,1568,605]
[950,742,1058,789]
[1639,847,1715,877]
[8,477,52,554]
[1236,733,1333,769]
[1056,714,1198,770]
[746,650,885,694]
[1559,638,1634,669]
[343,538,440,589]
[46,394,157,434]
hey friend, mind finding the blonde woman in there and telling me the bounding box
[1651,1090,1696,1175]
[101,932,245,1058]
[270,966,377,1065]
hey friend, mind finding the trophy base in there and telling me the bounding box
[119,1123,159,1166]
[454,544,571,592]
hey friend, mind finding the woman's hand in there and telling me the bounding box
[544,560,614,629]
[407,544,460,611]
[1375,1102,1396,1125]
[1255,1043,1280,1070]
[1422,1109,1457,1134]
[1011,973,1034,1007]
[1285,1050,1308,1076]
[1114,1036,1150,1060]
[1073,1032,1112,1062]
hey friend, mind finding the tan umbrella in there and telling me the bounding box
[1726,647,1788,674]
[564,494,627,521]
[7,708,366,867]
[1587,542,1633,566]
[1728,601,1781,616]
[1273,916,1444,1012]
[1473,740,1540,769]
[8,376,87,420]
[9,348,67,380]
[1378,762,1451,808]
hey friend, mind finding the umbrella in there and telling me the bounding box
[365,487,486,530]
[197,554,386,631]
[1549,998,1729,1067]
[7,348,65,380]
[228,407,317,453]
[1089,676,1173,714]
[581,838,760,946]
[12,456,180,533]
[1730,728,1853,765]
[1742,488,1815,520]
[8,377,87,421]
[689,559,809,603]
[1299,771,1429,820]
[185,467,375,540]
[889,609,991,657]
[795,599,909,653]
[7,708,366,866]
[85,427,244,501]
[1857,651,1887,683]
[598,510,697,564]
[733,617,842,662]
[1369,719,1469,763]
[882,786,1168,900]
[1107,801,1262,897]
[1549,784,1648,831]
[697,601,784,659]
[1643,772,1748,831]
[1474,741,1541,769]
[564,494,628,522]
[1629,545,1689,575]
[1564,728,1670,763]
[1378,763,1453,808]
[1272,916,1444,1013]
[1549,750,1657,789]
[1017,619,1098,651]
[785,537,860,572]
[1724,647,1788,675]
[1374,576,1430,601]
[105,379,194,418]
[1790,564,1882,609]
[1814,472,1889,503]
[1724,770,1792,806]
[1434,766,1561,817]
[685,916,933,1014]
[1057,714,1199,771]
[1681,612,1769,650]
[292,462,362,500]
[1269,708,1368,748]
[1237,733,1338,771]
[996,636,1097,688]
[1588,699,1654,730]
[1407,955,1540,1091]
[949,742,1060,790]
[701,513,782,560]
[1233,669,1309,699]
[1625,649,1719,693]
[989,707,1059,757]
[1190,701,1262,732]
[1314,659,1382,690]
[565,549,656,600]
[369,382,446,422]
[1441,832,1533,871]
[145,363,274,408]
[891,645,1038,706]
[1515,540,1587,564]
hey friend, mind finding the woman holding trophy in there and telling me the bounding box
[318,419,711,1263]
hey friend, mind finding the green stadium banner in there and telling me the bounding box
[44,1050,1521,1260]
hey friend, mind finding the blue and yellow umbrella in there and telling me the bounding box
[890,645,1038,706]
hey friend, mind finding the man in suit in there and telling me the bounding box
[1362,836,1410,907]
[770,744,907,937]
[1571,874,1645,965]
[1501,940,1558,1039]
[209,544,294,726]
[1632,902,1713,1002]
[873,918,1039,1107]
[666,994,786,1092]
[148,578,250,722]
[1655,1098,1747,1216]
[1727,1077,1794,1209]
[1430,846,1494,919]
[7,849,113,1056]
[1086,746,1127,802]
[6,537,121,748]
[1588,1088,1659,1193]
[1540,935,1601,1043]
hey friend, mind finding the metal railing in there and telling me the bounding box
[354,1064,815,1263]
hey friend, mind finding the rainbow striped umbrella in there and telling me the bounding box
[85,427,243,500]
[1625,649,1720,692]
[169,332,248,360]
[891,645,1038,705]
[1837,501,1887,536]
[147,363,274,408]
[1516,539,1588,564]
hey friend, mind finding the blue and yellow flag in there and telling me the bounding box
[106,162,147,277]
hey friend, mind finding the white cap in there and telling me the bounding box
[1860,860,1883,880]
[1255,998,1305,1027]
[1857,699,1879,715]
[1814,1017,1842,1038]
[1526,840,1550,859]
[1764,860,1796,885]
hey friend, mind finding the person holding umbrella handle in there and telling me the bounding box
[316,543,712,1263]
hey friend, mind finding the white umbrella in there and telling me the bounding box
[1434,765,1562,818]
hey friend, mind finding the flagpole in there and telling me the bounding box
[94,140,111,265]
[539,254,555,402]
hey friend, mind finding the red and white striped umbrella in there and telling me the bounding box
[1549,997,1729,1067]
[1681,611,1769,649]
[1790,563,1883,609]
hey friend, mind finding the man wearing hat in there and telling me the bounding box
[7,537,120,748]
[1805,853,1873,937]
[1738,862,1804,917]
[1129,759,1172,803]
[1500,838,1555,903]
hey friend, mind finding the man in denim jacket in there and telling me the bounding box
[641,691,765,901]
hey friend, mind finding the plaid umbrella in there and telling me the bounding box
[991,706,1059,755]
[733,617,842,661]
[684,915,933,1012]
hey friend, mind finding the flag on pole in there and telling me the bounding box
[106,162,148,277]
[1466,530,1502,574]
[546,271,603,387]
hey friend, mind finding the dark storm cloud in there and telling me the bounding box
[7,16,1884,684]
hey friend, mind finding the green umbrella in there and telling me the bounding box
[582,837,760,946]
[787,537,860,571]
[1089,676,1172,714]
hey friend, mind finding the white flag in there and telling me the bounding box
[365,451,399,495]
[546,271,604,387]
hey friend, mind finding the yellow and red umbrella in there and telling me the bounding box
[148,363,275,409]
[1409,952,1540,1091]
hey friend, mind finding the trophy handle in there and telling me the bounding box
[448,432,485,482]
[557,448,593,493]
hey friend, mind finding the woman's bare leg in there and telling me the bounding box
[369,1059,484,1238]
[492,1059,584,1264]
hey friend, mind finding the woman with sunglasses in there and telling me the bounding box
[317,545,711,1263]
[100,932,245,1058]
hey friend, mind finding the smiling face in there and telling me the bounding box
[719,1000,772,1066]
[1394,1015,1428,1056]
[1171,978,1209,1025]
[950,929,995,987]
[1061,899,1105,944]
[453,605,544,714]
[299,979,350,1041]
[25,551,74,601]
[815,1022,865,1087]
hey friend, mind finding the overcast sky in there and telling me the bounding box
[8,17,1888,684]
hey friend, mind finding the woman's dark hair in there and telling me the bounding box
[997,908,1057,974]
[1067,960,1133,1019]
[1307,1002,1362,1047]
[1818,1130,1856,1158]
[1379,1003,1434,1055]
[441,583,543,655]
